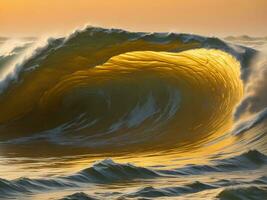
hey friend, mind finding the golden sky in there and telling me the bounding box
[1,0,267,37]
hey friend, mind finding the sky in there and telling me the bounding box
[1,0,267,37]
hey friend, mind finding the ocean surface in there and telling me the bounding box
[0,27,266,199]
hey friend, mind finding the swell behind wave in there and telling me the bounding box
[0,150,266,198]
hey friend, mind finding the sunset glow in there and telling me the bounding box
[1,0,267,36]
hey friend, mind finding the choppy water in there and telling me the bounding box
[0,27,266,199]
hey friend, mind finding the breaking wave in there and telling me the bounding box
[1,26,265,154]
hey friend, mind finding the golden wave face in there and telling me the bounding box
[0,48,243,151]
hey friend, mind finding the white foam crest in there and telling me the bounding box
[0,25,93,93]
[234,51,267,121]
[0,37,50,92]
[0,39,31,57]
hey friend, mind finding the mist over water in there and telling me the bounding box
[0,27,266,200]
